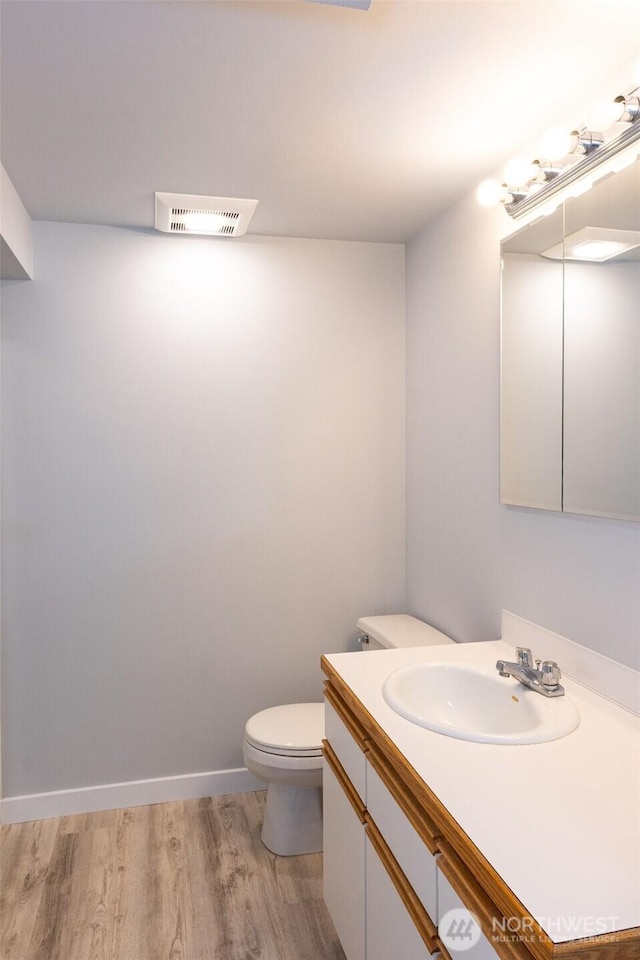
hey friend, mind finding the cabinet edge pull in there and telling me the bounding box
[438,844,540,960]
[323,739,366,823]
[365,814,439,955]
[324,682,369,752]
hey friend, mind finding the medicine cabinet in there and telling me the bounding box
[500,157,639,522]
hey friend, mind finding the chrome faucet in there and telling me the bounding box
[495,647,565,697]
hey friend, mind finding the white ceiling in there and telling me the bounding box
[1,0,639,242]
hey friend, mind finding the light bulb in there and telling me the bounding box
[181,212,229,233]
[476,179,504,207]
[503,158,537,186]
[587,97,623,131]
[538,128,572,161]
[570,240,628,261]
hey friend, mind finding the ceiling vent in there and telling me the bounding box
[155,193,258,237]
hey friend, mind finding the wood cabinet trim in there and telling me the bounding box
[366,740,441,854]
[551,928,640,960]
[435,944,453,960]
[438,842,541,960]
[365,814,439,955]
[324,679,369,752]
[438,843,639,960]
[321,663,640,960]
[322,739,366,823]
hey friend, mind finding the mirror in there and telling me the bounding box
[501,157,640,522]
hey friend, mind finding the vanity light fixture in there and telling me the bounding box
[531,160,563,182]
[567,128,605,156]
[589,94,640,129]
[541,227,640,262]
[503,158,538,186]
[478,76,640,219]
[477,179,508,207]
[155,193,258,237]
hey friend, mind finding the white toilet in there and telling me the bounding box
[243,702,325,857]
[242,614,454,856]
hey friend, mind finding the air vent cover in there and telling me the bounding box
[155,193,258,237]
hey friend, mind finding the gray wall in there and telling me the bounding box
[1,223,406,796]
[406,191,639,669]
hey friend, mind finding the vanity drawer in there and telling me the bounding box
[436,867,500,960]
[324,687,368,802]
[366,817,438,959]
[436,850,531,960]
[366,749,440,921]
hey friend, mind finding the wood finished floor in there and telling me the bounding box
[0,791,347,960]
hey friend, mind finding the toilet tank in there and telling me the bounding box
[356,614,454,650]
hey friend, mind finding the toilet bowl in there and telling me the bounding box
[243,702,324,856]
[243,614,455,856]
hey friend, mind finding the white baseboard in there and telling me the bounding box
[1,766,264,825]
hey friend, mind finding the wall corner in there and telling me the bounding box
[1,164,33,280]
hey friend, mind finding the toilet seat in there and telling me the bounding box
[243,739,323,773]
[244,702,324,757]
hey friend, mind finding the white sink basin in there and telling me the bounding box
[382,661,580,744]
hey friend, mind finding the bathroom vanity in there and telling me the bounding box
[321,641,640,960]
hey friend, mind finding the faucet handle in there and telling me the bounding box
[516,647,535,668]
[540,660,561,688]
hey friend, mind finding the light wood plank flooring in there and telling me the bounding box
[0,791,346,960]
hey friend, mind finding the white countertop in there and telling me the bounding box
[325,640,640,943]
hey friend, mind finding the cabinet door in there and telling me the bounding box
[500,249,563,512]
[366,833,432,960]
[366,757,438,922]
[323,758,365,960]
[437,868,499,960]
[325,696,368,801]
